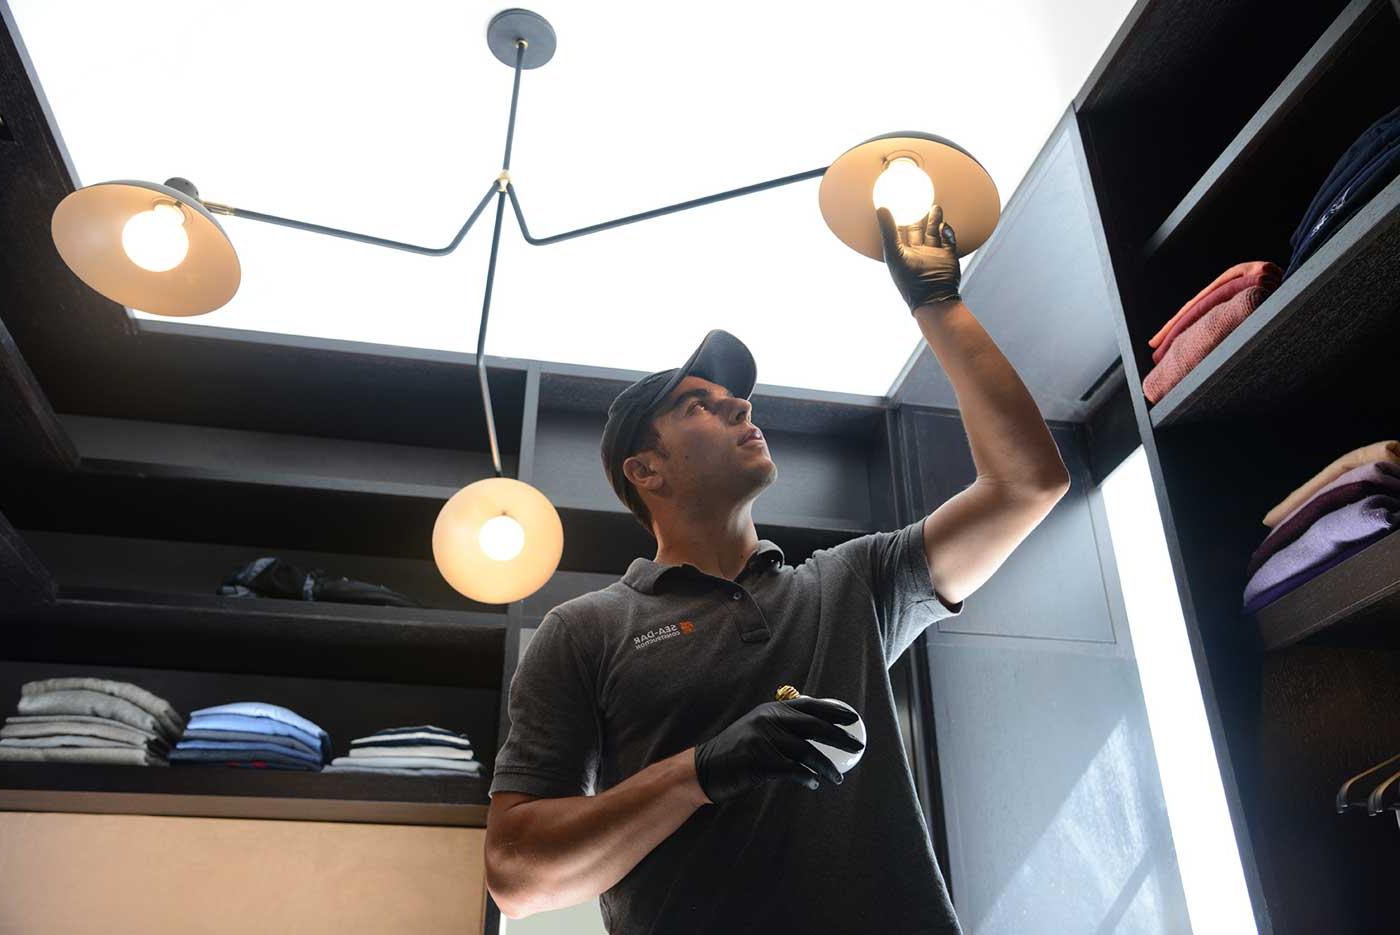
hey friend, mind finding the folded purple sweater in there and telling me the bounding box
[1243,496,1400,613]
[1245,461,1400,577]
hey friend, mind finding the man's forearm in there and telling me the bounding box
[492,746,709,918]
[912,298,1067,491]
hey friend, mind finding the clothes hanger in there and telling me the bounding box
[1366,764,1400,816]
[1334,752,1400,812]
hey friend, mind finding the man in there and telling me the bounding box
[484,203,1070,933]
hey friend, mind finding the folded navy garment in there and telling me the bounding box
[175,739,322,766]
[1287,105,1400,276]
[169,747,321,771]
[1289,105,1400,255]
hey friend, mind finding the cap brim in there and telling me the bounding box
[650,329,756,416]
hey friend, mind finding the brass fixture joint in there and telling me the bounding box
[202,201,234,216]
[516,39,528,49]
[496,171,511,192]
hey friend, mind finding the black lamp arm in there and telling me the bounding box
[505,166,828,246]
[202,183,500,257]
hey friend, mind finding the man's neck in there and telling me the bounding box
[652,511,760,582]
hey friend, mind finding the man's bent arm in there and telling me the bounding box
[912,298,1071,604]
[486,746,709,919]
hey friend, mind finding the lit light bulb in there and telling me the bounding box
[871,156,934,227]
[479,513,525,561]
[121,201,189,272]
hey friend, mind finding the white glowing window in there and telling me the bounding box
[1100,448,1258,935]
[10,0,1136,396]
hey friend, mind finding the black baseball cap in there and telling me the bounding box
[600,329,757,517]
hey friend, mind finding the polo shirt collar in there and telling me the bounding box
[623,539,785,595]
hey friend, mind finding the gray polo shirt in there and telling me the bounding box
[489,515,965,934]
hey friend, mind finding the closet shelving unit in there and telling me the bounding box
[0,349,900,822]
[0,582,507,825]
[1075,0,1400,931]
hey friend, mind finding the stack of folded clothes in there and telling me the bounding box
[0,677,183,766]
[1243,440,1400,614]
[1143,261,1282,404]
[1285,104,1400,278]
[170,701,329,771]
[323,725,483,777]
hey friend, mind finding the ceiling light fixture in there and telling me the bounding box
[48,8,1001,605]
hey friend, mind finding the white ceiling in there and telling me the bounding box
[11,0,1134,397]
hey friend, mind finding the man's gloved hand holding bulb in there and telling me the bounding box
[774,684,867,776]
[693,685,867,805]
[876,201,962,313]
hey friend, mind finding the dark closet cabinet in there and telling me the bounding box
[1075,0,1400,931]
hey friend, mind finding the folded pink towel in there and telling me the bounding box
[1151,268,1280,363]
[1143,285,1268,404]
[1148,261,1281,348]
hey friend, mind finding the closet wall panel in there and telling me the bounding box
[0,812,487,935]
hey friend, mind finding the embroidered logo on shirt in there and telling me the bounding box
[633,620,695,650]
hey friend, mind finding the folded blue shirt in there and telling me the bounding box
[175,738,323,765]
[191,702,327,740]
[184,712,327,757]
[180,728,319,758]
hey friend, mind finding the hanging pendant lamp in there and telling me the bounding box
[48,8,999,605]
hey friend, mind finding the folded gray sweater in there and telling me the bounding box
[0,745,167,766]
[21,678,184,737]
[2,717,165,748]
[17,690,178,741]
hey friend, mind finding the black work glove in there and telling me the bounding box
[693,697,865,805]
[876,203,962,312]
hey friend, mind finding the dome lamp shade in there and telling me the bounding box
[432,476,564,605]
[50,177,241,316]
[818,131,1000,260]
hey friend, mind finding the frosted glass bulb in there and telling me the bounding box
[121,202,189,272]
[479,513,525,561]
[872,157,934,227]
[788,691,866,775]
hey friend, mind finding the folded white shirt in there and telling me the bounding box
[327,755,482,772]
[348,745,475,761]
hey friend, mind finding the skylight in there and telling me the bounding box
[10,0,1134,397]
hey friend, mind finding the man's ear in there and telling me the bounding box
[623,453,663,493]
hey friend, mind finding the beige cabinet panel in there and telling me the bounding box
[0,812,486,935]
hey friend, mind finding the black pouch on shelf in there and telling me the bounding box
[219,557,421,608]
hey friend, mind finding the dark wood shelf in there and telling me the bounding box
[1148,173,1400,427]
[2,586,507,687]
[1143,0,1386,259]
[1254,530,1400,651]
[0,762,489,826]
